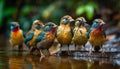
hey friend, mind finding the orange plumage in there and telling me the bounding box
[89,25,106,46]
[10,30,24,46]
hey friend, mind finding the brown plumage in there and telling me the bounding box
[56,15,74,55]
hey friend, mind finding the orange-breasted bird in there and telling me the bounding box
[72,17,88,51]
[56,15,74,55]
[9,22,24,51]
[88,19,106,55]
[36,22,57,57]
[25,20,44,52]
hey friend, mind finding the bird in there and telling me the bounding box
[87,19,105,52]
[56,15,74,55]
[72,17,88,51]
[24,20,44,53]
[87,19,104,38]
[88,19,106,55]
[9,22,24,52]
[36,22,57,57]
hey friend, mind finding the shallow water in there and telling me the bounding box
[0,51,120,69]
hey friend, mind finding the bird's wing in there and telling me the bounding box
[20,30,25,38]
[103,31,106,37]
[84,23,90,31]
[24,32,34,44]
[87,28,92,38]
[71,27,74,37]
[35,31,46,43]
[9,31,12,39]
[54,27,58,37]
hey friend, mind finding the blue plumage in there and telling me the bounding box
[24,20,44,51]
[25,33,34,44]
[36,22,57,57]
[35,31,46,42]
[87,22,100,38]
[88,19,106,55]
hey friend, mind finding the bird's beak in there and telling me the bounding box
[53,24,57,28]
[42,24,45,27]
[84,20,87,23]
[70,19,74,22]
[101,22,106,25]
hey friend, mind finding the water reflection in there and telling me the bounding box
[9,52,26,69]
[0,51,9,69]
[1,51,120,69]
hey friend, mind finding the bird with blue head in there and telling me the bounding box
[9,22,24,52]
[24,20,44,53]
[88,19,106,55]
[36,22,57,57]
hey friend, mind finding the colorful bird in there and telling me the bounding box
[24,20,44,52]
[72,17,88,51]
[87,19,104,38]
[56,15,74,55]
[36,22,57,57]
[9,22,24,51]
[88,19,106,55]
[87,19,105,53]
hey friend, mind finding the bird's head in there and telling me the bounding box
[92,19,105,28]
[75,17,87,26]
[10,22,20,31]
[44,22,57,32]
[32,20,44,30]
[60,15,74,25]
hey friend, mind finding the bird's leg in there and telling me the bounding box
[30,46,36,53]
[75,44,78,56]
[39,50,45,62]
[101,46,105,56]
[40,50,45,57]
[89,46,93,56]
[59,44,62,55]
[75,44,77,51]
[83,45,86,51]
[18,44,23,52]
[67,44,71,56]
[28,46,30,50]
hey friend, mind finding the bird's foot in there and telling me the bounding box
[18,45,23,52]
[39,55,45,62]
[84,48,87,51]
[88,50,93,57]
[101,51,105,57]
[49,51,56,56]
[67,51,72,56]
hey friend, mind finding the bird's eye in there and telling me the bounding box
[51,24,54,26]
[65,18,68,20]
[11,24,14,26]
[76,21,79,23]
[76,20,81,23]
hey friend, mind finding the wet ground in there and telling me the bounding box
[0,51,120,69]
[0,34,120,69]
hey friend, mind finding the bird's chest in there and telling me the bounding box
[38,33,55,49]
[11,31,23,40]
[46,32,55,41]
[90,30,104,38]
[57,26,72,38]
[10,31,24,45]
[57,26,72,44]
[89,29,106,46]
[74,27,87,36]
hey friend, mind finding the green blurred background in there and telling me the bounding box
[0,0,120,39]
